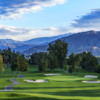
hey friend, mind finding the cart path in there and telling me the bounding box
[4,79,19,91]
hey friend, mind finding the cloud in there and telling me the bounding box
[0,24,69,41]
[0,0,67,19]
[0,23,99,41]
[72,9,100,29]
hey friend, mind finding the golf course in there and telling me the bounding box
[0,66,100,100]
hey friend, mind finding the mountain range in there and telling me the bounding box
[0,33,71,52]
[0,31,100,56]
[23,30,100,56]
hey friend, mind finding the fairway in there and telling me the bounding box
[0,67,100,100]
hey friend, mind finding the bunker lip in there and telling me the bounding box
[84,75,98,78]
[44,73,61,76]
[24,79,48,83]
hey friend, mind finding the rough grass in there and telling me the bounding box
[0,66,100,100]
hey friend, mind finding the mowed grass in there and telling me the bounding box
[0,66,100,100]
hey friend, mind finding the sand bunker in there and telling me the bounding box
[24,79,48,83]
[82,81,100,83]
[82,75,99,83]
[44,73,61,76]
[84,75,98,78]
[24,80,35,83]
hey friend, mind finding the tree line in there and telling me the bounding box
[0,39,100,73]
[29,39,100,73]
[0,48,28,73]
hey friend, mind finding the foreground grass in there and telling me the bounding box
[0,66,100,100]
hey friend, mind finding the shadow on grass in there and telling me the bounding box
[0,92,81,100]
[13,85,99,90]
[0,98,81,100]
[0,97,57,100]
[41,89,100,97]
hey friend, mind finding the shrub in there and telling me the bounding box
[95,64,100,73]
[68,65,73,73]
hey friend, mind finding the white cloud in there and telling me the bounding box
[0,0,67,19]
[0,23,100,41]
[72,9,100,28]
[0,24,69,41]
[64,9,100,33]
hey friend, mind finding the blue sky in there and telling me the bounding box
[0,0,100,41]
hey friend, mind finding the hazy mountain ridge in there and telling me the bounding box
[61,30,100,56]
[0,33,71,52]
[0,39,35,52]
[23,33,72,45]
[23,31,100,56]
[1,31,100,56]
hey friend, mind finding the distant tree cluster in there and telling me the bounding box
[48,40,68,70]
[80,52,98,71]
[0,54,4,72]
[30,39,68,72]
[67,53,82,72]
[1,40,99,74]
[11,53,28,72]
[29,39,100,73]
[67,52,99,73]
[0,48,28,73]
[0,48,12,66]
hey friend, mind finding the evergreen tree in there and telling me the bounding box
[48,52,58,70]
[30,53,40,65]
[0,54,4,72]
[95,64,100,73]
[38,53,48,72]
[67,53,82,72]
[67,53,75,70]
[80,52,98,71]
[11,54,28,72]
[11,54,19,71]
[7,47,12,64]
[48,39,68,69]
[18,55,28,71]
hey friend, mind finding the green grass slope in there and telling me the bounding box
[0,66,100,100]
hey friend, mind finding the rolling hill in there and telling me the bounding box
[0,33,71,52]
[23,30,100,56]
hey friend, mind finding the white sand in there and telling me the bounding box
[24,80,35,83]
[82,81,100,83]
[35,79,48,83]
[84,75,98,78]
[44,73,61,76]
[24,79,48,83]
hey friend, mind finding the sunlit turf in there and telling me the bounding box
[0,66,100,100]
